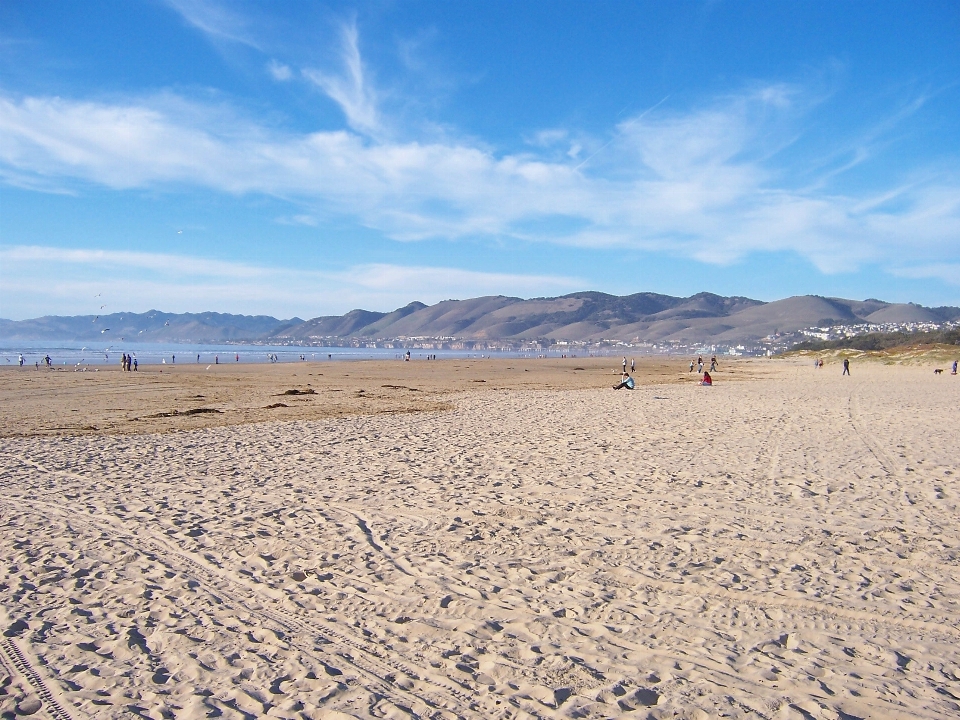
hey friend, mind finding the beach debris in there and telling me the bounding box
[780,632,800,650]
[145,408,222,418]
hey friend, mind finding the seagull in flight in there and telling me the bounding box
[101,328,109,333]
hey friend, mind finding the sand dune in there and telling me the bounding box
[1,360,958,718]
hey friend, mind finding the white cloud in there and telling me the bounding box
[0,245,266,278]
[529,129,567,147]
[0,77,957,282]
[891,264,960,286]
[164,0,261,49]
[302,22,381,137]
[275,214,319,227]
[267,59,292,82]
[0,245,584,320]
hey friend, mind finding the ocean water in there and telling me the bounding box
[0,341,536,368]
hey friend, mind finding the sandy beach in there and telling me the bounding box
[1,357,958,719]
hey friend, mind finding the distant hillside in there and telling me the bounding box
[266,293,959,344]
[3,294,958,345]
[0,310,302,343]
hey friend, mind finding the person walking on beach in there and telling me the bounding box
[710,356,718,372]
[842,358,850,376]
[952,360,958,375]
[689,360,694,372]
[630,358,635,373]
[18,354,23,367]
[622,357,627,373]
[133,358,138,371]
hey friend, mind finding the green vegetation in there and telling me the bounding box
[793,327,960,352]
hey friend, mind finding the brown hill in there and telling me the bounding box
[262,293,957,344]
[4,294,957,345]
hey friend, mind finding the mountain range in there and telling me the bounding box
[2,293,958,346]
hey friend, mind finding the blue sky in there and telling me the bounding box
[1,1,958,320]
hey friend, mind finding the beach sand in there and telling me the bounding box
[1,358,958,718]
[1,357,730,439]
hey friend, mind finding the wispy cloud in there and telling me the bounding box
[164,0,261,49]
[0,74,956,285]
[267,59,292,82]
[302,22,381,137]
[892,263,960,286]
[0,245,584,320]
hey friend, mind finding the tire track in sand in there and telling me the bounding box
[0,488,499,719]
[0,638,75,720]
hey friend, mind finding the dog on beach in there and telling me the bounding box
[934,368,943,374]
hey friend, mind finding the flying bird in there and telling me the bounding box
[177,230,183,234]
[92,316,98,322]
[101,328,109,333]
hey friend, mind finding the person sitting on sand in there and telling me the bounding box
[700,371,713,386]
[613,373,635,390]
